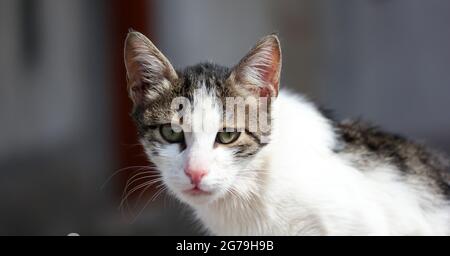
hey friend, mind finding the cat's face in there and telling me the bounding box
[124,32,281,206]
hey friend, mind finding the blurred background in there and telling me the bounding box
[0,0,449,235]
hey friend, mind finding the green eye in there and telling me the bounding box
[216,131,241,144]
[160,124,184,143]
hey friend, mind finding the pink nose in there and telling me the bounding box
[184,168,208,186]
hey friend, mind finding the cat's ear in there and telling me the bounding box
[229,34,282,97]
[124,31,178,105]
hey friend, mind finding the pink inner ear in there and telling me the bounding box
[254,48,280,97]
[259,87,272,98]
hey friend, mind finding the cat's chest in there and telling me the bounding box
[194,202,319,235]
[195,204,273,235]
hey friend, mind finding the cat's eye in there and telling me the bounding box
[216,131,241,144]
[160,124,184,143]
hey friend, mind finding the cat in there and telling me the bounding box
[123,31,450,235]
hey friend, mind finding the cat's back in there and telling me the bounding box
[336,120,450,200]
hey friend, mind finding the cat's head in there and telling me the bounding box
[124,31,281,206]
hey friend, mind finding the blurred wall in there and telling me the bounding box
[0,0,115,235]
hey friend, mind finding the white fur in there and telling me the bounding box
[147,88,450,236]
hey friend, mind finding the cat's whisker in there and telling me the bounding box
[151,186,167,202]
[155,182,167,189]
[134,178,164,208]
[130,186,168,223]
[119,180,160,211]
[124,176,162,200]
[120,174,162,206]
[102,165,157,190]
[121,171,161,195]
[122,176,163,201]
[121,171,160,188]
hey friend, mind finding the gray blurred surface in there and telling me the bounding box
[0,0,449,235]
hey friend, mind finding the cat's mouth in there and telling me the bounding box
[183,186,212,196]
